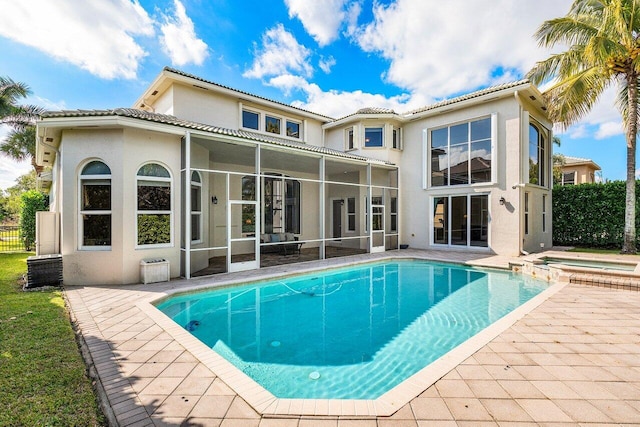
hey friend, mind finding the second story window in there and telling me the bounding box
[392,127,402,150]
[365,127,383,147]
[429,117,492,187]
[346,127,355,150]
[266,115,281,134]
[242,109,259,130]
[286,120,300,138]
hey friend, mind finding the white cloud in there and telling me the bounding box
[0,126,32,191]
[353,0,573,98]
[284,0,350,46]
[244,25,313,79]
[159,0,209,66]
[319,56,336,74]
[266,74,425,118]
[0,0,154,80]
[595,121,623,139]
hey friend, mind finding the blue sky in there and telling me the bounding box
[0,0,631,189]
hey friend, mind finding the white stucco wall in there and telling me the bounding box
[57,127,183,286]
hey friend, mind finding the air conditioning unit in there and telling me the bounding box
[26,254,63,289]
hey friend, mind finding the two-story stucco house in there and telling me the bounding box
[34,67,553,285]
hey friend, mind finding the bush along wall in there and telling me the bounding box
[19,190,48,251]
[552,180,640,248]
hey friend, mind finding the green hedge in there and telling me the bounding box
[553,181,639,248]
[19,190,48,251]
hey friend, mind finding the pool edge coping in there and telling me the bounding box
[136,257,566,417]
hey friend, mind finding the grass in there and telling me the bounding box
[567,247,640,256]
[0,253,105,426]
[0,229,26,252]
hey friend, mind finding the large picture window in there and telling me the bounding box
[529,123,548,186]
[430,117,492,187]
[432,195,488,247]
[137,163,172,246]
[79,160,111,249]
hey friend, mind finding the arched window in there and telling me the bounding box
[79,160,111,249]
[137,163,172,246]
[529,123,547,186]
[191,171,202,243]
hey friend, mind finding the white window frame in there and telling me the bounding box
[286,119,301,139]
[241,108,260,131]
[345,127,355,151]
[265,114,281,135]
[529,120,550,188]
[191,171,203,244]
[430,194,490,249]
[423,113,497,189]
[524,192,530,235]
[136,162,173,249]
[562,171,576,185]
[347,197,356,232]
[364,126,384,148]
[392,127,403,150]
[542,194,547,233]
[78,160,112,251]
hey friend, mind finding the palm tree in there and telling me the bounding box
[527,0,640,254]
[0,76,43,163]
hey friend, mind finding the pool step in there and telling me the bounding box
[570,273,640,291]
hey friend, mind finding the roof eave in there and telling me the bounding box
[136,68,335,123]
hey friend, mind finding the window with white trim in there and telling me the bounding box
[79,160,111,249]
[430,117,492,187]
[242,109,259,130]
[392,127,402,150]
[562,171,575,185]
[524,192,530,235]
[390,197,398,232]
[347,197,356,231]
[365,127,383,147]
[265,115,281,134]
[529,122,548,187]
[137,163,172,246]
[346,127,355,150]
[432,194,488,247]
[542,194,547,233]
[191,171,202,243]
[286,120,300,138]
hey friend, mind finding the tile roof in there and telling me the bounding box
[40,108,393,165]
[163,67,335,121]
[405,79,531,116]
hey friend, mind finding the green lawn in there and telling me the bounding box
[0,253,105,426]
[567,246,640,256]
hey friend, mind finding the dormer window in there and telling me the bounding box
[365,127,383,148]
[266,115,281,134]
[242,109,259,130]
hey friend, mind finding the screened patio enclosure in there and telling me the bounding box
[180,132,399,278]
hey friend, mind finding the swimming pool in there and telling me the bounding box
[156,259,548,399]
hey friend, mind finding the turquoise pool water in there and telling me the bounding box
[156,260,548,399]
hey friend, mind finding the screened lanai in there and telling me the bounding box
[180,131,399,278]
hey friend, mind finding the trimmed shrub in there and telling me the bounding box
[553,181,638,248]
[19,190,48,251]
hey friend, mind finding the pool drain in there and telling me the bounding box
[270,340,281,347]
[309,371,320,380]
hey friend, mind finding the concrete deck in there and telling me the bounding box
[65,249,640,426]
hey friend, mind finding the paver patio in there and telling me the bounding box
[64,250,640,426]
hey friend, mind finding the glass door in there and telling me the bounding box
[371,196,385,253]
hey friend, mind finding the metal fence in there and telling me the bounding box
[0,225,25,252]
